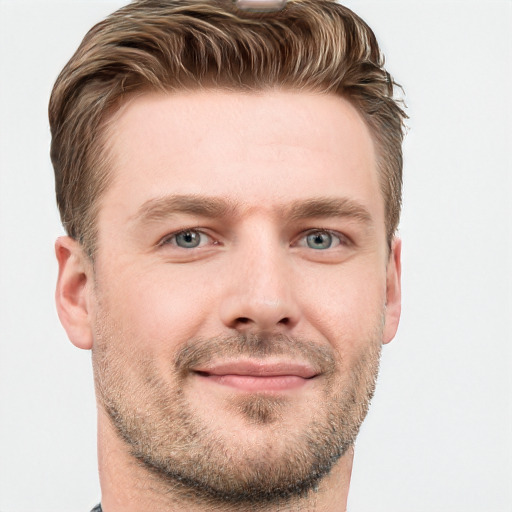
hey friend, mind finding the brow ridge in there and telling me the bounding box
[132,194,373,225]
[132,194,237,223]
[285,197,372,224]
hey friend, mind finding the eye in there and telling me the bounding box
[162,229,211,249]
[306,231,333,250]
[298,230,347,250]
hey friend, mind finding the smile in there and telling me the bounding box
[193,360,318,392]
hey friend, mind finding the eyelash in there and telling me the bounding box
[297,229,351,249]
[158,228,351,250]
[159,229,215,248]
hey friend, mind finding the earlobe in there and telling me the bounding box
[382,237,402,344]
[55,236,94,350]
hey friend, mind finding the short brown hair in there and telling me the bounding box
[49,0,406,257]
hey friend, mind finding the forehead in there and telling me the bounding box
[100,89,382,226]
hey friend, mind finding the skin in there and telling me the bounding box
[55,89,401,512]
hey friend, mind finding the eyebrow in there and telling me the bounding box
[132,194,237,224]
[285,197,372,224]
[132,194,373,226]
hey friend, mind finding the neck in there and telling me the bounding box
[97,410,353,512]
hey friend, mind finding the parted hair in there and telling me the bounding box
[49,0,406,256]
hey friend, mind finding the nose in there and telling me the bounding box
[219,231,300,334]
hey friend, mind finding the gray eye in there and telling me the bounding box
[175,230,202,248]
[306,231,332,250]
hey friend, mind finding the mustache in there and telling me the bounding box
[174,333,337,376]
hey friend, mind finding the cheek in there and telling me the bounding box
[94,262,215,351]
[296,262,387,350]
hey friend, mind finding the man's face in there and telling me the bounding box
[82,90,400,504]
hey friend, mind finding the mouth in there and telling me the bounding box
[192,360,319,392]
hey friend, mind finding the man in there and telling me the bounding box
[49,0,406,510]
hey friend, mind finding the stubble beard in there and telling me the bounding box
[92,313,384,509]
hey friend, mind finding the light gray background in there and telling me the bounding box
[0,1,511,511]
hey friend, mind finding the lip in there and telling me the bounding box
[192,360,318,392]
[193,360,318,378]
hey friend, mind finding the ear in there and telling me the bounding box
[55,236,94,350]
[382,237,402,344]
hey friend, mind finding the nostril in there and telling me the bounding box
[235,316,290,326]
